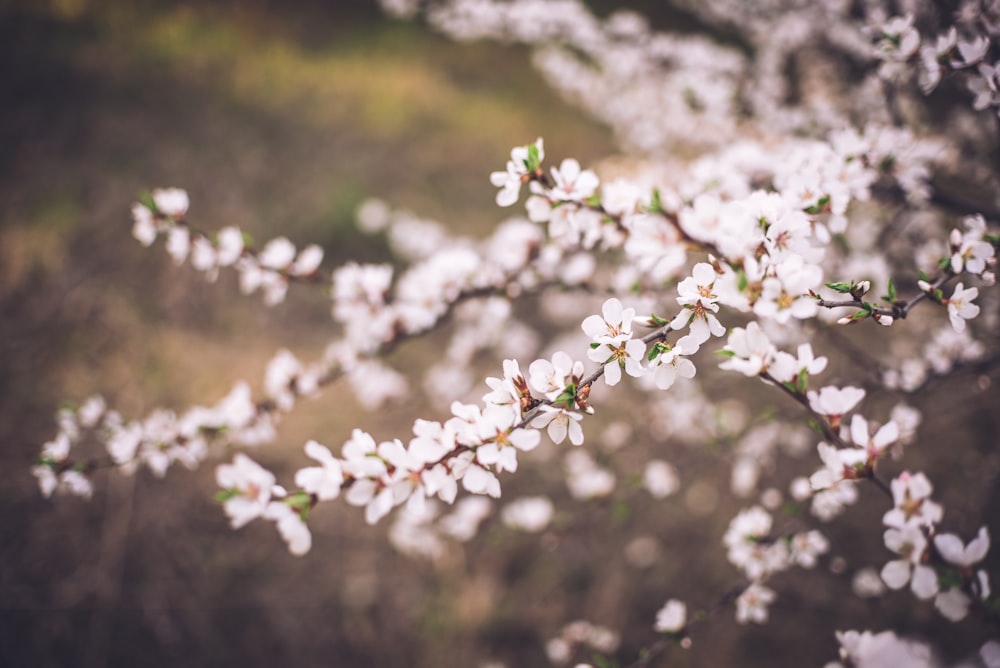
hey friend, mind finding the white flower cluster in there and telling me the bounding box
[132,188,323,305]
[34,0,1000,662]
[880,471,991,622]
[723,505,829,624]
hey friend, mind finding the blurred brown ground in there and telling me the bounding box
[1,2,998,667]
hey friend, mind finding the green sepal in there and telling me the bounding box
[554,383,577,409]
[737,269,748,292]
[804,194,831,215]
[585,193,602,208]
[647,341,670,361]
[215,488,239,503]
[715,349,735,357]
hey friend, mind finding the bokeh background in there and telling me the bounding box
[2,1,999,667]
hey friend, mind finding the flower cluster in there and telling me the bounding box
[33,0,1000,664]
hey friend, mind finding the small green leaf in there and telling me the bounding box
[737,269,748,292]
[825,282,853,294]
[715,349,735,357]
[918,269,930,282]
[796,367,809,392]
[648,187,664,214]
[887,279,896,302]
[138,191,157,212]
[215,489,239,503]
[526,142,541,171]
[648,313,670,327]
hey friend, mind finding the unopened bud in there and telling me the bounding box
[874,314,893,326]
[950,228,962,249]
[837,316,853,325]
[917,280,932,292]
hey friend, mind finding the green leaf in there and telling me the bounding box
[215,489,239,503]
[526,142,541,171]
[938,256,952,270]
[137,191,156,212]
[715,349,735,357]
[796,367,809,392]
[592,655,618,668]
[737,269,748,292]
[807,419,825,436]
[825,282,853,294]
[887,279,896,302]
[918,269,930,282]
[649,313,670,327]
[648,187,664,214]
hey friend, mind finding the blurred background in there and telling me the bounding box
[1,1,998,667]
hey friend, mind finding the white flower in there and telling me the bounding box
[670,263,726,346]
[532,405,584,445]
[290,244,324,276]
[643,460,680,499]
[216,454,278,529]
[719,322,776,377]
[294,440,344,501]
[564,449,614,499]
[131,203,157,246]
[653,599,687,633]
[152,187,189,217]
[807,386,865,427]
[934,587,971,621]
[934,527,990,567]
[264,501,312,556]
[882,471,942,528]
[946,282,979,332]
[501,496,554,532]
[848,414,899,462]
[549,158,599,202]
[769,343,827,384]
[217,226,244,265]
[648,340,696,390]
[881,523,938,599]
[581,297,635,344]
[528,351,584,400]
[474,406,541,473]
[809,441,866,490]
[490,138,543,207]
[259,237,297,270]
[735,583,775,624]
